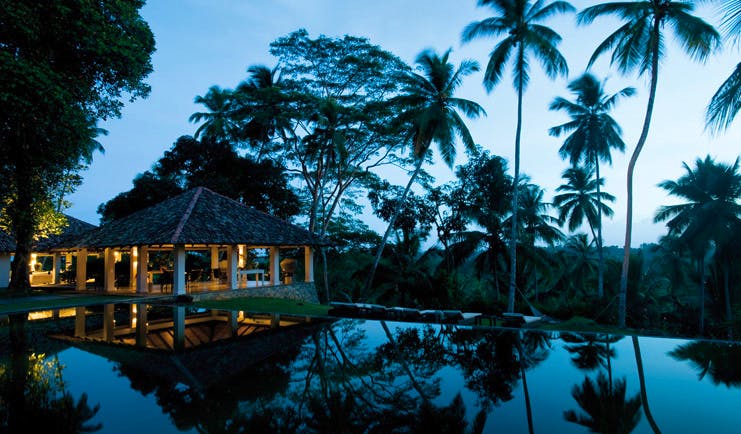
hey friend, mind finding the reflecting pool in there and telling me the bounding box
[1,303,739,433]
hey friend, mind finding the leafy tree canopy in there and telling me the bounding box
[0,0,155,291]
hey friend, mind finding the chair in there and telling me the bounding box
[159,270,173,293]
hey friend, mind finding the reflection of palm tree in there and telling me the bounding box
[462,0,574,313]
[564,372,642,434]
[561,333,619,374]
[632,336,661,433]
[516,332,552,434]
[669,340,741,388]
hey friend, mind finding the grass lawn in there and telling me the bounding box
[193,297,331,317]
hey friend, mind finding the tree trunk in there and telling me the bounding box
[723,260,732,327]
[364,153,426,293]
[698,255,705,336]
[632,336,661,434]
[9,161,35,294]
[595,158,605,298]
[507,47,525,313]
[619,19,661,328]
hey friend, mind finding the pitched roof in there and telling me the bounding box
[80,186,331,248]
[0,215,97,253]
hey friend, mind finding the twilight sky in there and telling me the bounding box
[66,0,741,247]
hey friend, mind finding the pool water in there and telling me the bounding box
[1,304,739,433]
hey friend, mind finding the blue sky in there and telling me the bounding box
[67,0,741,247]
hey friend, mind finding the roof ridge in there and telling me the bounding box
[171,187,203,244]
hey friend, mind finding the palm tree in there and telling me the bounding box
[188,85,239,142]
[549,73,633,297]
[706,0,741,133]
[505,183,564,298]
[554,166,615,242]
[233,64,293,160]
[654,156,741,334]
[578,0,721,328]
[462,0,574,313]
[553,166,616,296]
[364,48,485,293]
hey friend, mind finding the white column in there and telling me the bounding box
[238,245,245,269]
[304,246,314,283]
[269,247,280,286]
[136,246,148,294]
[210,246,219,275]
[173,244,186,295]
[52,252,62,284]
[104,248,116,292]
[76,249,88,290]
[0,254,10,288]
[227,245,238,289]
[129,248,137,291]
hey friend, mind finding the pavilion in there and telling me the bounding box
[0,215,97,287]
[74,186,331,295]
[1,186,331,296]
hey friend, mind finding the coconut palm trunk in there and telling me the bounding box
[508,64,524,313]
[595,158,605,298]
[619,19,661,328]
[697,255,706,335]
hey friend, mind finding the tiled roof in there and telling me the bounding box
[0,215,97,253]
[79,186,331,248]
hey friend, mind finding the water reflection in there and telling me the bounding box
[3,306,740,433]
[669,341,741,388]
[0,313,101,433]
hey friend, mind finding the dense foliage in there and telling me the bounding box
[0,0,155,292]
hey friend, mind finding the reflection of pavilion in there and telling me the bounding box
[54,302,327,389]
[1,187,331,296]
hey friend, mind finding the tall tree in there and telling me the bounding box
[462,0,574,313]
[579,0,721,327]
[449,148,513,299]
[268,30,412,302]
[654,156,741,334]
[363,48,485,293]
[0,1,155,292]
[549,73,633,297]
[705,0,741,133]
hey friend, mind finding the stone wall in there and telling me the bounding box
[191,282,320,304]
